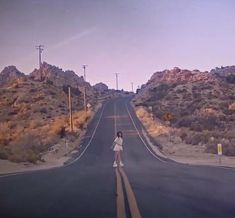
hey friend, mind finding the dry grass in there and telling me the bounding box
[136,106,170,137]
[0,122,12,146]
[0,108,96,163]
[229,103,235,111]
[73,110,91,130]
[0,78,98,163]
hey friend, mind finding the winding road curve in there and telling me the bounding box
[1,97,235,218]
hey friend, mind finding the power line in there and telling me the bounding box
[36,45,44,69]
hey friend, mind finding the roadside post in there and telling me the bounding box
[148,106,154,120]
[217,143,222,164]
[68,86,73,132]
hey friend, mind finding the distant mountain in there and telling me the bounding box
[133,67,235,156]
[93,82,108,93]
[0,66,25,86]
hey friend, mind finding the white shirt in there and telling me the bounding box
[114,137,123,146]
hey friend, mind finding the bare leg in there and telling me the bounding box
[114,151,118,162]
[118,151,122,163]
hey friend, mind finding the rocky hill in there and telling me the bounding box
[0,66,25,86]
[211,66,235,83]
[30,62,93,97]
[93,82,108,93]
[133,66,235,156]
[0,63,105,163]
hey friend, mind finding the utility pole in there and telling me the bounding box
[83,65,87,81]
[36,45,44,69]
[131,82,134,92]
[68,86,73,132]
[83,65,87,111]
[115,73,119,90]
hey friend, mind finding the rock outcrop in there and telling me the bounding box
[0,66,25,86]
[30,62,93,96]
[93,82,108,93]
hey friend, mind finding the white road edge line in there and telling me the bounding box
[125,102,166,163]
[64,102,107,166]
[0,103,107,178]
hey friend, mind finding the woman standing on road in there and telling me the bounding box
[112,131,124,167]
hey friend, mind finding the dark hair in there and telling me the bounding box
[117,131,123,138]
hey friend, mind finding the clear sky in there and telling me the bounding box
[0,0,235,90]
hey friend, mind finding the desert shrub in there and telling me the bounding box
[8,110,18,116]
[205,144,217,154]
[149,83,171,101]
[229,103,235,111]
[190,122,204,131]
[226,74,235,84]
[178,129,188,141]
[46,80,54,85]
[34,96,45,101]
[206,142,235,156]
[50,116,67,135]
[8,133,42,163]
[47,90,56,96]
[152,109,164,120]
[0,123,11,146]
[197,116,222,130]
[40,108,48,114]
[176,88,187,94]
[8,149,40,164]
[223,144,235,156]
[186,133,206,145]
[30,120,42,129]
[192,92,201,99]
[29,88,37,93]
[184,132,209,145]
[11,82,19,88]
[0,147,10,159]
[7,121,16,129]
[59,127,66,138]
[176,116,194,128]
[73,111,91,129]
[223,130,235,139]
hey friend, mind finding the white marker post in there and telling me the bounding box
[217,143,222,164]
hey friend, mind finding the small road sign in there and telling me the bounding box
[217,143,222,155]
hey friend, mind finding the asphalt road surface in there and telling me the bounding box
[1,97,235,218]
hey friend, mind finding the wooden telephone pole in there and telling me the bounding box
[83,65,87,111]
[68,87,73,132]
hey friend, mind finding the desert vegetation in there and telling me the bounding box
[0,64,100,164]
[133,66,235,156]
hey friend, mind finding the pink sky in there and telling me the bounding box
[1,0,235,90]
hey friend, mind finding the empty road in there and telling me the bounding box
[1,97,235,218]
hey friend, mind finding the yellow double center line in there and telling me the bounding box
[116,167,142,218]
